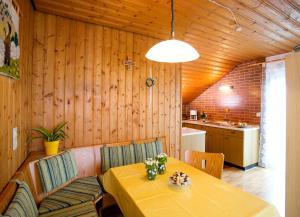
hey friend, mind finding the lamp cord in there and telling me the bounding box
[171,0,175,38]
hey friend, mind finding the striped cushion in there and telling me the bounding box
[37,151,78,193]
[134,140,164,163]
[39,201,98,217]
[101,144,135,173]
[39,176,102,214]
[3,181,38,217]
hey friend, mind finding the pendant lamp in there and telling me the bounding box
[145,0,200,63]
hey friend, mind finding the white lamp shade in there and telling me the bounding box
[145,39,200,63]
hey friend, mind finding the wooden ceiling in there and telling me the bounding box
[33,0,300,103]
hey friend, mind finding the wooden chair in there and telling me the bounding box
[185,151,224,179]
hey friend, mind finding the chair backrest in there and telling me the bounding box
[185,151,224,179]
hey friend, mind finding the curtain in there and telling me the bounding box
[259,60,286,169]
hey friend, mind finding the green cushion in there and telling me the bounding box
[155,140,163,154]
[134,143,147,163]
[134,140,164,162]
[39,201,98,217]
[101,144,135,173]
[39,176,102,214]
[3,181,38,217]
[37,151,78,193]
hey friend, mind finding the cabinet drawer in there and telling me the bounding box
[206,126,223,135]
[223,129,243,138]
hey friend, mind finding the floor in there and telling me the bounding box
[222,166,285,217]
[102,166,285,217]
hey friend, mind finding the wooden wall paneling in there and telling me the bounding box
[110,29,119,143]
[101,27,111,144]
[64,19,75,148]
[125,32,133,141]
[83,24,94,146]
[146,38,153,139]
[139,36,147,140]
[169,64,176,157]
[132,34,141,140]
[164,64,170,155]
[0,79,4,189]
[158,61,165,139]
[32,13,45,150]
[54,17,68,148]
[43,15,56,130]
[175,64,182,158]
[74,22,85,146]
[0,0,34,191]
[93,26,103,145]
[117,31,126,142]
[30,13,182,159]
[152,50,159,139]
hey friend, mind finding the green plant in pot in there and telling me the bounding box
[32,122,67,155]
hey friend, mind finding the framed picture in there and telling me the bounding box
[0,0,20,79]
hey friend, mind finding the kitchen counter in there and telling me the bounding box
[182,120,260,170]
[182,120,259,131]
[181,127,206,161]
[182,127,206,136]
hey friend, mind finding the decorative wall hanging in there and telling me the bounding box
[146,77,155,87]
[0,0,20,79]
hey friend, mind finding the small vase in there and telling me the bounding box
[146,168,157,180]
[157,163,166,174]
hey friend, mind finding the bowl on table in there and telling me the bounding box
[168,171,191,189]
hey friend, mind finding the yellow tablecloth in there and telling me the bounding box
[103,158,280,217]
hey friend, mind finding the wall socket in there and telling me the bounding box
[256,112,261,117]
[12,127,18,151]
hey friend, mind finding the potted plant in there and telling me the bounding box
[200,112,207,122]
[32,122,67,155]
[156,153,167,174]
[144,158,158,180]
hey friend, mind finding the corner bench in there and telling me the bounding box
[0,137,166,217]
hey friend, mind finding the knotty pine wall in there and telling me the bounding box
[0,0,34,191]
[31,12,182,158]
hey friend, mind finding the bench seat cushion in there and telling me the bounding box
[134,140,163,163]
[101,144,135,173]
[39,201,98,217]
[38,176,102,214]
[37,151,78,193]
[3,181,38,217]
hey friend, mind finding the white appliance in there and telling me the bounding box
[190,110,197,120]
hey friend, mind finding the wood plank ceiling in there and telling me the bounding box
[33,0,300,103]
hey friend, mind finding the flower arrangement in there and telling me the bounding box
[155,153,167,164]
[144,158,158,180]
[156,153,167,174]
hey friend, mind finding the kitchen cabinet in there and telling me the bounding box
[183,121,259,169]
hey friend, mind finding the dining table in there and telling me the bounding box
[102,157,280,217]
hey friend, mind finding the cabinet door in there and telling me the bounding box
[223,135,243,166]
[223,136,232,162]
[207,133,223,154]
[229,136,243,166]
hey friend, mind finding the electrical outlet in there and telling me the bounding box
[256,112,261,117]
[12,127,18,151]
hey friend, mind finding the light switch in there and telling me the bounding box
[12,127,18,151]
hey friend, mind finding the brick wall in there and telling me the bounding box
[183,60,263,124]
